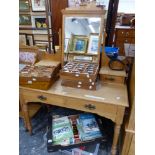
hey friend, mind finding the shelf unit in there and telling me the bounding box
[19,0,55,53]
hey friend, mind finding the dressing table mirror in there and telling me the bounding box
[61,3,106,66]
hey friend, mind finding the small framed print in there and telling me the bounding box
[72,35,88,53]
[35,17,47,28]
[31,16,47,34]
[31,0,46,12]
[87,33,99,54]
[19,34,27,45]
[19,14,31,25]
[19,0,30,12]
[27,34,34,46]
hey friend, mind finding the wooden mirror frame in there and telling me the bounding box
[61,3,106,66]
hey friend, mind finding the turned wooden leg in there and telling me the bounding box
[22,104,32,134]
[111,124,121,155]
[19,101,28,130]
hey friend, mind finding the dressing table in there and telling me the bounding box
[19,3,129,155]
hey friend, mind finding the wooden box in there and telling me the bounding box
[60,62,99,90]
[19,65,59,90]
[120,14,135,26]
[60,62,99,81]
[99,66,127,84]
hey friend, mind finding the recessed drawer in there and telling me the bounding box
[100,74,125,84]
[62,98,117,121]
[22,89,65,104]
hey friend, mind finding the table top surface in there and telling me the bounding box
[20,79,129,107]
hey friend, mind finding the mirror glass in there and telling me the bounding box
[64,17,101,63]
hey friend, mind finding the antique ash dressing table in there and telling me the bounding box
[19,4,129,155]
[20,80,128,155]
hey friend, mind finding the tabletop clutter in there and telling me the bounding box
[19,60,61,90]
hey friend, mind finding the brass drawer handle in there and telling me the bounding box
[84,104,96,110]
[38,95,47,101]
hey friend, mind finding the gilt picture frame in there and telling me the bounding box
[71,35,88,53]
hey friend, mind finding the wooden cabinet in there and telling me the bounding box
[50,0,68,45]
[121,129,135,155]
[114,26,135,56]
[121,62,135,155]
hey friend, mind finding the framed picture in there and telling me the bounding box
[31,16,47,34]
[27,34,34,46]
[19,34,27,45]
[19,14,31,25]
[35,17,47,28]
[19,0,30,12]
[72,35,88,53]
[87,34,99,54]
[31,0,46,12]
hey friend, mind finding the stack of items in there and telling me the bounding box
[60,62,99,90]
[19,63,60,90]
[52,116,74,145]
[77,114,102,141]
[50,114,102,147]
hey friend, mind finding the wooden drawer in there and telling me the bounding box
[116,38,133,44]
[21,89,117,122]
[100,74,125,84]
[116,29,135,38]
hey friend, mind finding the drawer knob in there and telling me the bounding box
[38,95,47,101]
[84,104,96,110]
